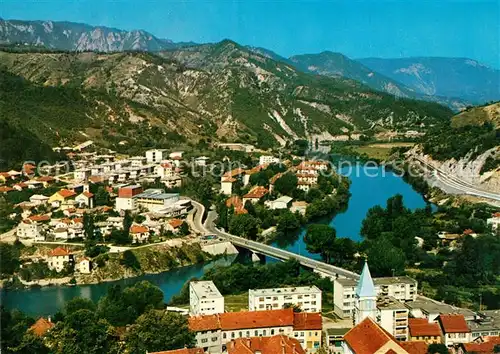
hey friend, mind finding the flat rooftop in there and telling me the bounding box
[468,309,500,332]
[377,296,407,310]
[335,276,417,287]
[249,286,321,297]
[190,281,222,299]
[135,189,179,200]
[405,296,476,319]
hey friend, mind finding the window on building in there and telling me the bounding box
[239,331,242,338]
[201,339,208,343]
[271,329,275,335]
[223,333,226,339]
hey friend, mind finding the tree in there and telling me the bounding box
[8,332,49,354]
[328,238,357,268]
[83,213,96,241]
[178,222,190,236]
[0,243,21,276]
[365,236,406,277]
[120,250,141,271]
[64,297,96,316]
[304,224,336,263]
[94,186,110,206]
[274,173,298,196]
[48,309,118,354]
[125,309,195,353]
[276,211,300,233]
[427,343,449,354]
[109,228,131,245]
[228,214,259,240]
[97,281,164,326]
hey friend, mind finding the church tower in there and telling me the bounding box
[354,260,377,325]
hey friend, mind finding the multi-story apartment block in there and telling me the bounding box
[248,286,322,313]
[189,281,225,316]
[377,296,410,341]
[334,275,417,319]
[145,149,168,164]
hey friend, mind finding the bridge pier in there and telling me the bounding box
[251,252,262,263]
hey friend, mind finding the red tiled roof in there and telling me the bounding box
[293,312,322,330]
[168,218,183,229]
[243,186,269,200]
[438,314,469,333]
[270,173,283,184]
[149,349,204,354]
[227,335,305,354]
[463,229,475,235]
[226,196,248,214]
[408,318,442,337]
[400,341,429,354]
[220,309,294,331]
[0,172,10,178]
[37,176,55,182]
[82,191,94,198]
[49,247,71,257]
[29,318,54,337]
[462,337,500,354]
[223,168,245,178]
[221,176,237,183]
[14,182,28,189]
[188,314,220,332]
[245,164,268,175]
[0,186,14,193]
[492,212,500,217]
[344,317,406,354]
[189,309,295,332]
[58,189,77,198]
[130,225,149,234]
[28,214,51,222]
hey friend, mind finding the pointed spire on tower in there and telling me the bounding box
[356,260,376,298]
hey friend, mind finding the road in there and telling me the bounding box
[191,200,359,280]
[411,157,500,202]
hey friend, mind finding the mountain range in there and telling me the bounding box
[1,18,499,108]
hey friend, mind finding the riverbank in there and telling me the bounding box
[1,241,216,290]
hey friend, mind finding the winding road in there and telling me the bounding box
[190,200,360,280]
[410,156,500,203]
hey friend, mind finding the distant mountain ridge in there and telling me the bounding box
[0,18,193,52]
[1,18,497,109]
[358,57,500,104]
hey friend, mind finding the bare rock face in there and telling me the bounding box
[0,19,174,52]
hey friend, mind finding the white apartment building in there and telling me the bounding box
[145,149,168,164]
[334,275,417,318]
[16,220,44,241]
[248,286,322,313]
[377,296,409,341]
[259,155,280,166]
[190,281,225,315]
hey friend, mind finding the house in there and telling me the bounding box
[149,349,204,354]
[115,184,143,211]
[408,318,442,344]
[74,168,91,181]
[29,317,54,337]
[130,224,150,243]
[167,218,184,233]
[195,156,210,166]
[217,143,255,152]
[326,328,350,354]
[265,196,293,210]
[48,189,77,207]
[75,191,94,208]
[190,281,225,316]
[242,186,269,204]
[487,212,500,231]
[29,194,50,205]
[243,165,267,186]
[47,247,74,272]
[226,196,247,214]
[269,172,284,192]
[25,181,44,189]
[468,309,500,339]
[458,336,500,354]
[77,257,92,274]
[0,186,14,193]
[259,155,280,166]
[155,162,175,179]
[16,219,44,241]
[13,182,28,191]
[37,176,56,187]
[290,201,308,215]
[248,286,322,313]
[437,314,471,347]
[221,176,236,195]
[145,149,168,164]
[399,341,430,354]
[227,335,305,354]
[163,175,182,189]
[188,308,321,353]
[342,317,410,354]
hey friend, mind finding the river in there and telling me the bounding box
[1,156,430,316]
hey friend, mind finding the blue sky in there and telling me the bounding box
[1,0,499,68]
